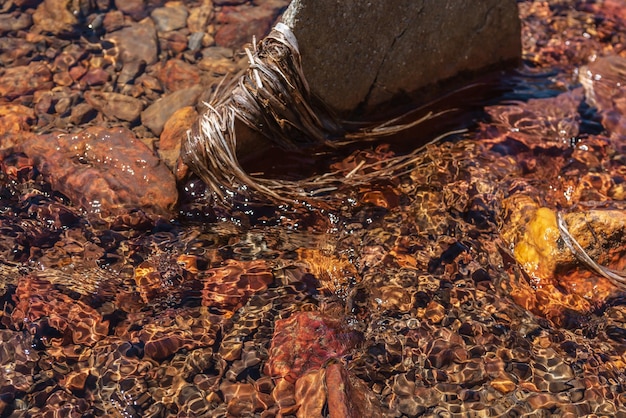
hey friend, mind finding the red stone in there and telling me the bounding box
[265,311,359,382]
[20,126,178,223]
[0,62,52,100]
[158,59,201,93]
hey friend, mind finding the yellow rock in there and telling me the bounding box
[491,377,516,394]
[513,207,560,280]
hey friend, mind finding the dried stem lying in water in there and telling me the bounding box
[182,23,463,202]
[557,212,626,288]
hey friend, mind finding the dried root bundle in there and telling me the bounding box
[182,23,460,203]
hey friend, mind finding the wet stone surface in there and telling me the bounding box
[1,0,626,417]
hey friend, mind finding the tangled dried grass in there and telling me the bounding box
[182,23,463,203]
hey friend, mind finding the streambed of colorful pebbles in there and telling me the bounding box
[1,0,626,416]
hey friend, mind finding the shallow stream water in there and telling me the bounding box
[1,1,626,417]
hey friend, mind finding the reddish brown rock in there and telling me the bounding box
[158,59,201,92]
[0,103,36,152]
[215,4,284,48]
[151,4,189,32]
[200,259,274,312]
[113,0,165,21]
[0,62,52,101]
[325,363,386,418]
[80,68,110,87]
[84,91,144,122]
[187,1,214,33]
[265,311,359,383]
[159,105,198,174]
[11,276,109,346]
[141,85,202,136]
[294,369,326,417]
[0,104,35,135]
[32,0,77,35]
[68,65,87,82]
[20,126,177,222]
[0,12,32,34]
[105,20,158,67]
[102,10,125,32]
[162,31,188,54]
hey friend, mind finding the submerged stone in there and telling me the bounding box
[282,0,521,116]
[20,126,177,223]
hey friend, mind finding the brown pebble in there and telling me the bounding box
[102,10,125,32]
[141,85,202,136]
[69,65,87,82]
[163,31,189,54]
[69,103,96,125]
[0,12,32,34]
[53,71,74,87]
[0,62,52,100]
[424,301,446,324]
[187,3,214,33]
[158,59,201,92]
[21,126,178,221]
[84,91,143,122]
[81,68,110,86]
[491,377,516,394]
[105,20,158,67]
[32,0,77,35]
[295,369,326,417]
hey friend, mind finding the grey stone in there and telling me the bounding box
[282,0,521,116]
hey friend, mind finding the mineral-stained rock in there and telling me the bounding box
[162,31,188,54]
[141,85,202,136]
[159,105,198,174]
[282,0,521,116]
[105,20,158,67]
[0,62,52,101]
[84,91,144,122]
[199,259,274,312]
[32,0,77,35]
[485,89,582,149]
[158,59,201,93]
[294,369,326,417]
[501,197,626,320]
[20,126,178,222]
[325,363,387,418]
[12,275,109,346]
[265,311,359,383]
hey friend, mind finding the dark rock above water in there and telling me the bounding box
[282,0,521,116]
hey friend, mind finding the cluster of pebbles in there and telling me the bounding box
[1,0,626,417]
